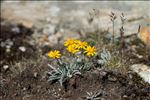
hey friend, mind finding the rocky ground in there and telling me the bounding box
[1,1,150,100]
[1,1,150,37]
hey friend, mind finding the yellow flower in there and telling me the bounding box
[77,41,88,49]
[84,46,96,57]
[73,40,88,49]
[64,39,75,47]
[48,50,61,59]
[67,44,79,54]
[74,40,81,44]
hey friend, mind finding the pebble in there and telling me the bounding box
[19,46,26,52]
[11,26,20,33]
[3,65,9,70]
[21,19,33,29]
[23,87,27,91]
[123,95,128,98]
[58,88,61,91]
[33,72,38,78]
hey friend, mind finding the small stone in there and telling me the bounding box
[133,53,143,59]
[123,95,128,98]
[33,72,38,78]
[99,69,107,77]
[108,76,117,82]
[23,87,27,91]
[11,26,20,33]
[58,88,61,91]
[3,65,9,70]
[21,20,33,29]
[19,46,26,52]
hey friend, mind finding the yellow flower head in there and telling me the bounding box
[84,46,96,57]
[64,39,75,47]
[48,50,61,59]
[67,44,79,54]
[77,41,88,49]
[74,40,81,44]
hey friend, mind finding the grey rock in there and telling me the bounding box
[130,64,150,83]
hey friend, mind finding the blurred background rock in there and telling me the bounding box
[1,1,150,46]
